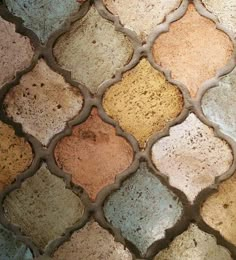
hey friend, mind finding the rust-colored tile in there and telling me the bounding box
[3,164,84,250]
[53,221,132,260]
[4,59,83,146]
[0,17,33,89]
[103,59,183,147]
[54,108,133,200]
[152,4,233,97]
[0,121,32,191]
[201,173,236,246]
[53,6,133,93]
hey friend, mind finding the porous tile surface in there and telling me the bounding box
[103,59,183,147]
[0,224,33,260]
[5,0,80,43]
[202,0,236,38]
[3,164,84,250]
[4,59,83,146]
[0,17,33,89]
[152,4,233,97]
[103,163,183,255]
[201,173,236,246]
[0,121,32,191]
[53,221,132,260]
[54,108,133,200]
[202,68,236,142]
[53,6,133,93]
[155,224,232,260]
[151,113,233,202]
[103,0,181,40]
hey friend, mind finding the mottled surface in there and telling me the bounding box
[4,59,83,146]
[155,224,232,260]
[5,0,80,43]
[201,173,236,246]
[53,221,132,260]
[152,114,233,202]
[202,68,236,142]
[103,163,183,255]
[103,59,183,147]
[152,4,233,97]
[0,121,32,191]
[103,0,181,40]
[0,17,33,89]
[3,164,84,250]
[0,224,33,260]
[202,0,236,38]
[54,109,133,200]
[53,6,133,93]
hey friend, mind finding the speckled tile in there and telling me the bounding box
[202,0,236,39]
[202,67,236,142]
[103,163,183,255]
[0,121,32,191]
[201,172,236,246]
[0,17,33,89]
[53,6,133,94]
[151,113,233,202]
[154,224,232,260]
[53,220,132,260]
[152,4,233,97]
[4,59,83,146]
[103,59,183,148]
[0,224,33,260]
[54,108,133,200]
[3,164,84,250]
[5,0,80,43]
[103,0,182,41]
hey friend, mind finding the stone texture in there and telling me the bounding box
[4,59,83,146]
[0,17,33,89]
[202,67,236,142]
[3,164,84,250]
[54,108,133,200]
[103,163,183,255]
[0,121,32,191]
[0,224,33,260]
[201,172,236,246]
[53,6,133,93]
[103,0,181,40]
[154,224,232,260]
[202,0,236,39]
[151,113,233,202]
[103,59,183,147]
[152,4,233,97]
[53,221,132,260]
[5,0,80,43]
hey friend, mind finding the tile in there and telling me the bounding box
[154,224,232,260]
[202,0,236,39]
[54,108,133,200]
[53,220,132,260]
[103,59,183,148]
[4,59,83,146]
[202,67,236,142]
[152,4,233,97]
[53,6,133,94]
[0,121,32,191]
[103,163,183,255]
[151,113,233,202]
[0,224,33,260]
[5,0,80,43]
[3,164,84,250]
[201,172,236,246]
[0,17,33,89]
[103,0,182,41]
